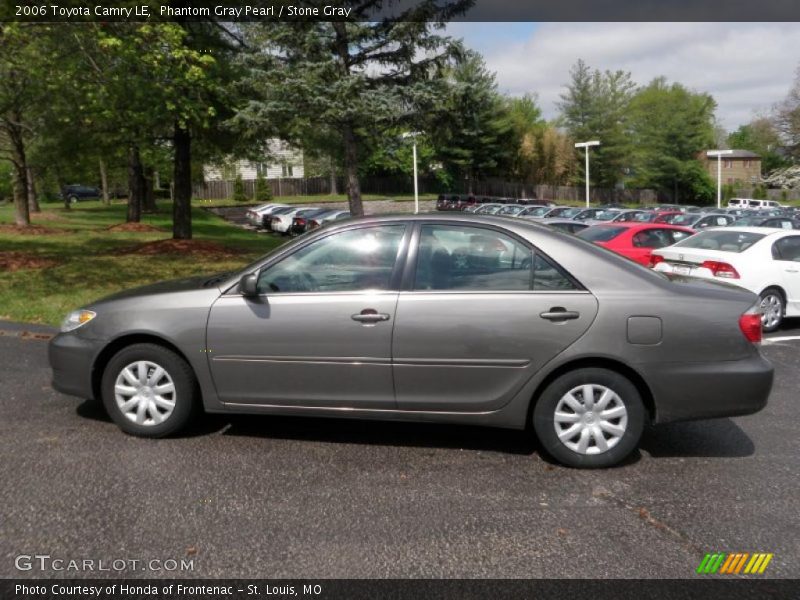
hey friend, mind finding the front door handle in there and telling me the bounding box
[351,309,391,324]
[786,268,799,273]
[540,307,580,322]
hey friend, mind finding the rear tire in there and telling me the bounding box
[759,288,784,333]
[101,343,198,438]
[533,368,645,468]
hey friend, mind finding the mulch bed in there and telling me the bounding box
[0,251,59,272]
[0,224,68,235]
[117,239,244,259]
[107,222,166,233]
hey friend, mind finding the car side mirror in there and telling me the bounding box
[240,273,258,297]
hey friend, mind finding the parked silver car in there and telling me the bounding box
[49,214,773,468]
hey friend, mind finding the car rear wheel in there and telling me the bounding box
[533,368,645,468]
[101,343,198,437]
[759,289,784,333]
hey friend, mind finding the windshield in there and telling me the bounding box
[633,212,656,222]
[672,230,765,253]
[521,206,550,217]
[668,214,696,226]
[593,211,619,221]
[576,225,626,242]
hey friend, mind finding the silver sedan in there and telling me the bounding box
[49,214,773,468]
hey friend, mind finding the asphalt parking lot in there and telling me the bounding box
[1,320,799,579]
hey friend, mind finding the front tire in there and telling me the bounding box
[759,288,784,333]
[101,343,198,437]
[533,368,645,468]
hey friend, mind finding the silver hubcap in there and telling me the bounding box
[114,361,176,426]
[760,294,782,329]
[553,384,628,455]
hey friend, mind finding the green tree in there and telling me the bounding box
[558,60,636,188]
[238,0,471,216]
[628,78,718,203]
[255,172,272,202]
[232,173,247,202]
[432,50,513,192]
[728,118,790,174]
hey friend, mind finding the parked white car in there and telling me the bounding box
[246,203,288,227]
[268,206,321,234]
[651,227,800,331]
[728,198,784,210]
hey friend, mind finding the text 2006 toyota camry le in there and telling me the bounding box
[49,214,773,468]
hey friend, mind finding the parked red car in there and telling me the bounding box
[576,223,695,266]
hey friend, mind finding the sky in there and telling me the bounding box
[446,22,800,131]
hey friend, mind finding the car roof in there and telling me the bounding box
[703,226,792,236]
[587,222,694,231]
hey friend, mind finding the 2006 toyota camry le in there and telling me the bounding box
[49,214,773,468]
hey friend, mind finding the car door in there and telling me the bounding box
[206,223,409,408]
[391,223,599,412]
[772,235,800,315]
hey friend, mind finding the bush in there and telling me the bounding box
[751,184,767,199]
[255,173,272,202]
[232,174,247,203]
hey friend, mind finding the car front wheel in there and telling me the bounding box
[533,368,645,468]
[759,288,784,333]
[101,343,198,437]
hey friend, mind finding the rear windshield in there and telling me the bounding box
[668,214,696,226]
[576,225,626,242]
[593,211,619,221]
[672,230,765,253]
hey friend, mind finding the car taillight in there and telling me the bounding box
[309,220,320,228]
[649,254,665,268]
[701,260,740,279]
[739,310,762,344]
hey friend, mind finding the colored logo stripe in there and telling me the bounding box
[698,553,773,574]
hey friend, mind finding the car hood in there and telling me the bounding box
[93,273,226,304]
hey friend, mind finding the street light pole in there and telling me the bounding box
[412,141,418,215]
[575,140,600,207]
[402,131,422,214]
[707,150,734,209]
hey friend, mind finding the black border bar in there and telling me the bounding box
[3,0,800,22]
[2,579,799,600]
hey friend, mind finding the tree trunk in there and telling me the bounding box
[143,165,157,212]
[172,122,192,240]
[329,157,338,195]
[342,125,363,216]
[127,146,145,223]
[7,122,30,226]
[99,158,110,205]
[26,166,40,213]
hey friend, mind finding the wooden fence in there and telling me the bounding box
[192,175,665,204]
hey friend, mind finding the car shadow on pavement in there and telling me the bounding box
[217,413,538,455]
[75,399,235,438]
[640,419,754,458]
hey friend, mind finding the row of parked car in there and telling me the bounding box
[457,201,798,332]
[245,203,351,236]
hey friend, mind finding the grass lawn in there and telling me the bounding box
[0,200,287,326]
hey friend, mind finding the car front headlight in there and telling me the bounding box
[61,309,96,333]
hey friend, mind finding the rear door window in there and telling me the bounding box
[413,224,580,292]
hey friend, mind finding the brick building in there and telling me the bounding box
[700,150,762,185]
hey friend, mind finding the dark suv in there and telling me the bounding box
[60,185,101,203]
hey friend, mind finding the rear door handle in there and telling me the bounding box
[786,269,799,273]
[540,307,580,321]
[351,309,391,324]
